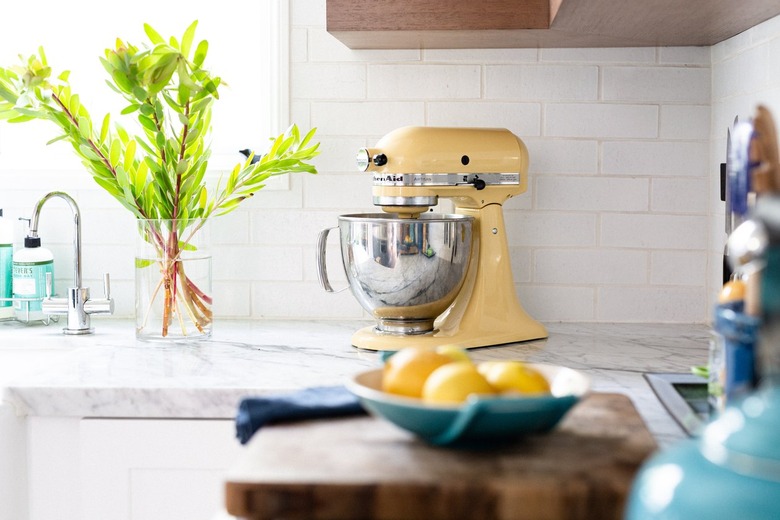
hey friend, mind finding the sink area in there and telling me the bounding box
[644,372,709,437]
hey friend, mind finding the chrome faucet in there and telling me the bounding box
[28,192,113,334]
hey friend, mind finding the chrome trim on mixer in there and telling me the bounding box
[372,195,438,207]
[372,172,520,187]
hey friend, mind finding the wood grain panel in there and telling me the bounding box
[225,393,657,520]
[326,0,780,48]
[327,0,556,32]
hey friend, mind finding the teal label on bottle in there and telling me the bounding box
[12,260,54,312]
[0,244,11,307]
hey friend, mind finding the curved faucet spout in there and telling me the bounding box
[29,191,82,289]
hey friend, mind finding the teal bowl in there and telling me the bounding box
[345,363,590,446]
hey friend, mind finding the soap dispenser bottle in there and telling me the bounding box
[12,233,53,322]
[0,209,13,318]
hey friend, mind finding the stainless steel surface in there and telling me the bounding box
[317,227,340,293]
[334,213,473,334]
[29,192,114,334]
[371,195,438,207]
[372,172,521,186]
[728,218,768,273]
[644,373,708,437]
[29,192,82,289]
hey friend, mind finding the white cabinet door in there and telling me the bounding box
[28,417,243,520]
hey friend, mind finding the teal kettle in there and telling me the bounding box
[626,107,780,519]
[625,384,780,519]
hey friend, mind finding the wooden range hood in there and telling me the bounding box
[327,0,780,49]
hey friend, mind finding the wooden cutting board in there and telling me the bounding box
[225,393,656,520]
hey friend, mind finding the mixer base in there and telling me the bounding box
[351,320,548,351]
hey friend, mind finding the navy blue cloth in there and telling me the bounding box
[235,386,366,445]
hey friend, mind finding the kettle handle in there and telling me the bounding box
[316,227,346,293]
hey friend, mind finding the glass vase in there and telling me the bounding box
[135,219,212,341]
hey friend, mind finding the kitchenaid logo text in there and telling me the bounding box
[374,174,405,183]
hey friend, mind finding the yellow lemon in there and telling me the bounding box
[475,360,501,375]
[719,280,746,304]
[479,361,550,395]
[435,345,472,363]
[422,362,497,404]
[382,348,453,398]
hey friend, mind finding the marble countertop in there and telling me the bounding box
[0,319,711,446]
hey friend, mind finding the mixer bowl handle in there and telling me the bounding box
[316,227,347,293]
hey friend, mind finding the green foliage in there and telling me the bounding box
[0,20,319,224]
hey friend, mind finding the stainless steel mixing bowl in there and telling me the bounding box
[317,213,474,334]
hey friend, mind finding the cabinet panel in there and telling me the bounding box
[79,419,242,520]
[327,0,780,48]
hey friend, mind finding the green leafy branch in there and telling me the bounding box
[0,21,319,226]
[0,21,320,337]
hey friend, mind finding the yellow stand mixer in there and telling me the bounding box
[319,126,547,350]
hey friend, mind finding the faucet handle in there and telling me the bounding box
[84,273,114,316]
[102,273,111,300]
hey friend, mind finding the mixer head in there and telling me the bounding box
[357,127,529,217]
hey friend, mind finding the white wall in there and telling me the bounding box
[6,0,767,324]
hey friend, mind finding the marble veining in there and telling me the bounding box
[0,319,711,446]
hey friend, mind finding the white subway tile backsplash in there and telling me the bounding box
[712,45,769,100]
[598,286,707,322]
[767,38,780,88]
[660,105,711,140]
[82,243,135,281]
[485,65,599,101]
[541,47,656,64]
[290,28,308,62]
[251,281,363,319]
[505,212,597,247]
[651,178,709,214]
[651,251,707,286]
[311,101,425,136]
[250,209,341,247]
[302,173,373,209]
[536,177,649,212]
[520,285,596,322]
[509,247,533,283]
[601,214,708,250]
[524,139,599,175]
[424,48,538,63]
[213,246,303,281]
[603,66,711,103]
[368,64,481,99]
[291,62,366,99]
[213,282,251,318]
[427,102,541,137]
[544,103,659,139]
[657,47,711,65]
[535,249,648,285]
[290,0,325,27]
[206,212,248,247]
[602,141,709,176]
